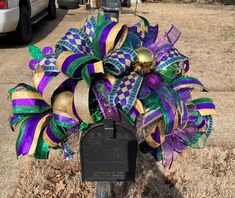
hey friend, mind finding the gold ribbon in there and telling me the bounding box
[74,80,94,124]
[146,119,165,149]
[43,73,68,105]
[28,114,51,155]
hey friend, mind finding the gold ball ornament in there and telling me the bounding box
[133,47,156,75]
[52,91,74,117]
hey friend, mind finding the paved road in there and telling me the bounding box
[0,3,234,197]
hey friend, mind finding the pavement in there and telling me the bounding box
[0,7,91,197]
[0,3,234,198]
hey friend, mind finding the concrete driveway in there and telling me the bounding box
[0,3,234,198]
[0,6,91,197]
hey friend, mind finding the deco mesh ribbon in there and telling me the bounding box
[9,13,216,168]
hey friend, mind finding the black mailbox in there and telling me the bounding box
[101,0,120,12]
[101,0,121,20]
[80,115,138,182]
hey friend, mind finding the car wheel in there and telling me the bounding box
[13,6,32,44]
[47,0,56,20]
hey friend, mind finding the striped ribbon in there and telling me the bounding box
[9,83,79,158]
[170,76,207,91]
[55,18,136,85]
[16,113,50,157]
[9,83,51,115]
[191,98,216,116]
[43,113,78,148]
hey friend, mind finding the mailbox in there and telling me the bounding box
[80,115,138,182]
[101,0,120,12]
[101,0,121,20]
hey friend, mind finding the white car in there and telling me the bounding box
[0,0,56,44]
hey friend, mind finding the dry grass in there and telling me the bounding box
[2,3,235,198]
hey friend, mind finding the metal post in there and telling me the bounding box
[96,182,112,198]
[101,0,120,21]
[134,0,139,15]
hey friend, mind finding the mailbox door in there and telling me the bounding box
[80,121,138,182]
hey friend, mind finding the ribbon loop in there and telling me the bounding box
[170,76,207,91]
[104,47,137,76]
[10,83,51,115]
[154,48,188,78]
[150,25,181,61]
[82,16,97,42]
[56,51,97,79]
[16,114,50,157]
[56,28,93,55]
[74,80,94,124]
[92,21,128,59]
[191,98,216,116]
[109,72,143,114]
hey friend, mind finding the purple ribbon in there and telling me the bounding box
[149,25,181,62]
[92,78,120,122]
[45,125,61,144]
[54,114,78,126]
[17,114,45,156]
[144,73,177,134]
[12,99,48,107]
[99,22,116,59]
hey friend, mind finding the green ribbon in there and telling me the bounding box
[34,132,49,159]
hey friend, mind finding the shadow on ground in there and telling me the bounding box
[0,8,68,49]
[112,153,183,198]
[31,8,69,44]
[15,150,182,197]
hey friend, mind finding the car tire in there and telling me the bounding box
[12,6,32,44]
[47,0,56,20]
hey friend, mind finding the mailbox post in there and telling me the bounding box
[101,0,121,21]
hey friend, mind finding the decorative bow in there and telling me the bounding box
[8,14,216,167]
[8,13,139,159]
[55,13,137,85]
[109,17,184,131]
[108,16,216,167]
